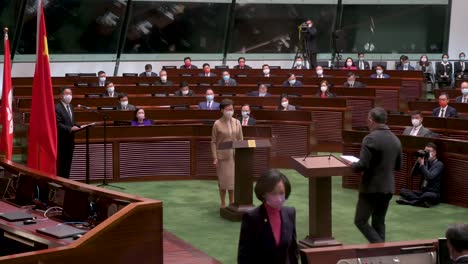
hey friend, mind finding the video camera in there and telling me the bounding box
[300,22,309,33]
[415,149,430,159]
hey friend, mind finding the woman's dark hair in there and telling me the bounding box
[419,55,430,67]
[320,80,329,87]
[254,169,291,202]
[133,108,145,121]
[220,99,233,110]
[345,57,355,66]
[278,94,289,110]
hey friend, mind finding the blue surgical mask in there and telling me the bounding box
[443,58,448,63]
[223,75,230,81]
[460,56,465,61]
[206,94,214,101]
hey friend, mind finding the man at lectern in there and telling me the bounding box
[351,107,402,243]
[211,99,243,208]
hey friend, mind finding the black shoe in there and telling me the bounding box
[396,199,411,205]
[415,201,431,208]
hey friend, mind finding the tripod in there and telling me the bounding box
[97,115,123,190]
[293,28,310,69]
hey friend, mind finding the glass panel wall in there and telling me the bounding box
[0,0,21,53]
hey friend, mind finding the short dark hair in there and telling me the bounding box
[425,142,437,152]
[118,93,128,100]
[287,73,295,78]
[183,57,191,61]
[242,104,250,109]
[460,52,466,57]
[446,223,468,253]
[439,92,449,99]
[410,110,422,117]
[368,107,387,124]
[105,81,113,87]
[98,70,105,75]
[347,72,356,78]
[145,64,152,70]
[375,64,384,69]
[238,57,246,62]
[220,99,233,110]
[254,169,291,202]
[442,53,449,58]
[401,55,409,61]
[133,108,145,121]
[179,81,189,87]
[202,63,210,68]
[358,52,364,56]
[262,64,270,69]
[59,87,71,94]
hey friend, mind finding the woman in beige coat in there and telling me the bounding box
[211,99,243,208]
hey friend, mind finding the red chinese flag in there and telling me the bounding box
[0,29,13,160]
[27,1,57,174]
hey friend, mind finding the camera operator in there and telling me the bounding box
[396,143,444,208]
[302,19,318,68]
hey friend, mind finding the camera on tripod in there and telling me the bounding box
[415,149,430,159]
[300,22,309,33]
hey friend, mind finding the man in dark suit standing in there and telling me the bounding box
[238,104,256,126]
[344,72,366,88]
[456,82,468,103]
[233,57,252,70]
[433,93,458,118]
[303,19,318,68]
[402,111,433,137]
[56,87,81,178]
[454,52,468,79]
[282,73,303,87]
[357,53,371,70]
[139,64,158,77]
[180,57,198,69]
[351,107,402,243]
[445,224,468,264]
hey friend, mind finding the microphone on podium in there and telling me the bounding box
[77,104,91,110]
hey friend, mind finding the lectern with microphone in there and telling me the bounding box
[218,139,271,221]
[290,155,353,248]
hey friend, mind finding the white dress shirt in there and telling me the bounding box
[439,106,448,117]
[410,124,422,136]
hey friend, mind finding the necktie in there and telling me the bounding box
[360,61,363,69]
[243,119,247,126]
[66,104,72,120]
[464,98,467,103]
[350,83,353,88]
[440,109,445,118]
[410,127,417,136]
[208,102,211,109]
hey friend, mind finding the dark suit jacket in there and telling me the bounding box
[455,256,468,264]
[396,65,416,71]
[88,81,106,87]
[432,106,458,118]
[197,72,217,77]
[180,65,198,69]
[233,65,252,69]
[454,61,468,77]
[282,80,303,87]
[218,78,238,86]
[101,91,121,98]
[248,91,272,97]
[370,73,391,79]
[455,96,468,103]
[352,125,402,194]
[344,81,366,88]
[313,74,332,78]
[139,71,158,77]
[412,159,444,194]
[357,60,371,70]
[402,126,433,137]
[304,26,318,53]
[198,101,220,110]
[174,90,195,96]
[292,65,308,70]
[55,102,78,149]
[116,103,136,111]
[436,62,453,79]
[238,204,298,264]
[154,80,174,86]
[315,91,336,98]
[238,117,256,126]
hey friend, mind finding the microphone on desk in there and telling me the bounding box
[77,104,91,110]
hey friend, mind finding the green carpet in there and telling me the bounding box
[105,169,468,263]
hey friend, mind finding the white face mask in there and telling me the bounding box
[320,86,328,92]
[160,76,167,82]
[120,101,128,107]
[146,72,152,76]
[62,94,72,104]
[99,77,106,83]
[411,118,421,127]
[295,60,302,66]
[346,62,353,67]
[461,88,468,95]
[107,86,115,93]
[241,111,250,118]
[348,80,355,85]
[289,79,296,85]
[376,70,383,75]
[182,90,189,95]
[137,113,145,120]
[281,101,289,108]
[316,69,323,76]
[421,57,427,62]
[223,110,234,119]
[263,69,270,75]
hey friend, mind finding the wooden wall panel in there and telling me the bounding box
[195,141,217,178]
[376,90,399,111]
[270,124,308,157]
[70,143,113,181]
[310,111,342,142]
[347,99,373,128]
[443,157,468,205]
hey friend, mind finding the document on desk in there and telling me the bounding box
[341,155,359,163]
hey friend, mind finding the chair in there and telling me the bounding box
[371,61,387,70]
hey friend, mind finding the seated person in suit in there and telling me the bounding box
[292,57,307,70]
[154,70,174,86]
[139,64,158,77]
[416,55,435,83]
[402,111,433,137]
[455,81,468,103]
[238,169,298,264]
[261,64,273,77]
[89,70,107,87]
[395,54,406,69]
[198,88,220,110]
[445,224,468,264]
[436,54,453,88]
[116,93,136,111]
[342,57,357,70]
[102,82,120,98]
[344,72,366,88]
[370,65,390,79]
[316,80,336,98]
[198,63,217,77]
[180,56,198,69]
[131,108,152,126]
[278,94,296,111]
[233,57,252,70]
[248,84,272,97]
[174,81,194,96]
[282,73,303,87]
[396,55,415,71]
[454,52,468,79]
[238,104,256,126]
[357,53,371,70]
[218,71,238,86]
[397,143,443,207]
[313,65,330,78]
[433,93,458,118]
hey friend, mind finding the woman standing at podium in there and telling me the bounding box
[211,99,243,208]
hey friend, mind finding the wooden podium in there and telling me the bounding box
[290,155,353,248]
[219,139,271,221]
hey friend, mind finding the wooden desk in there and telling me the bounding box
[0,159,163,263]
[342,130,468,208]
[408,100,468,117]
[434,88,462,101]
